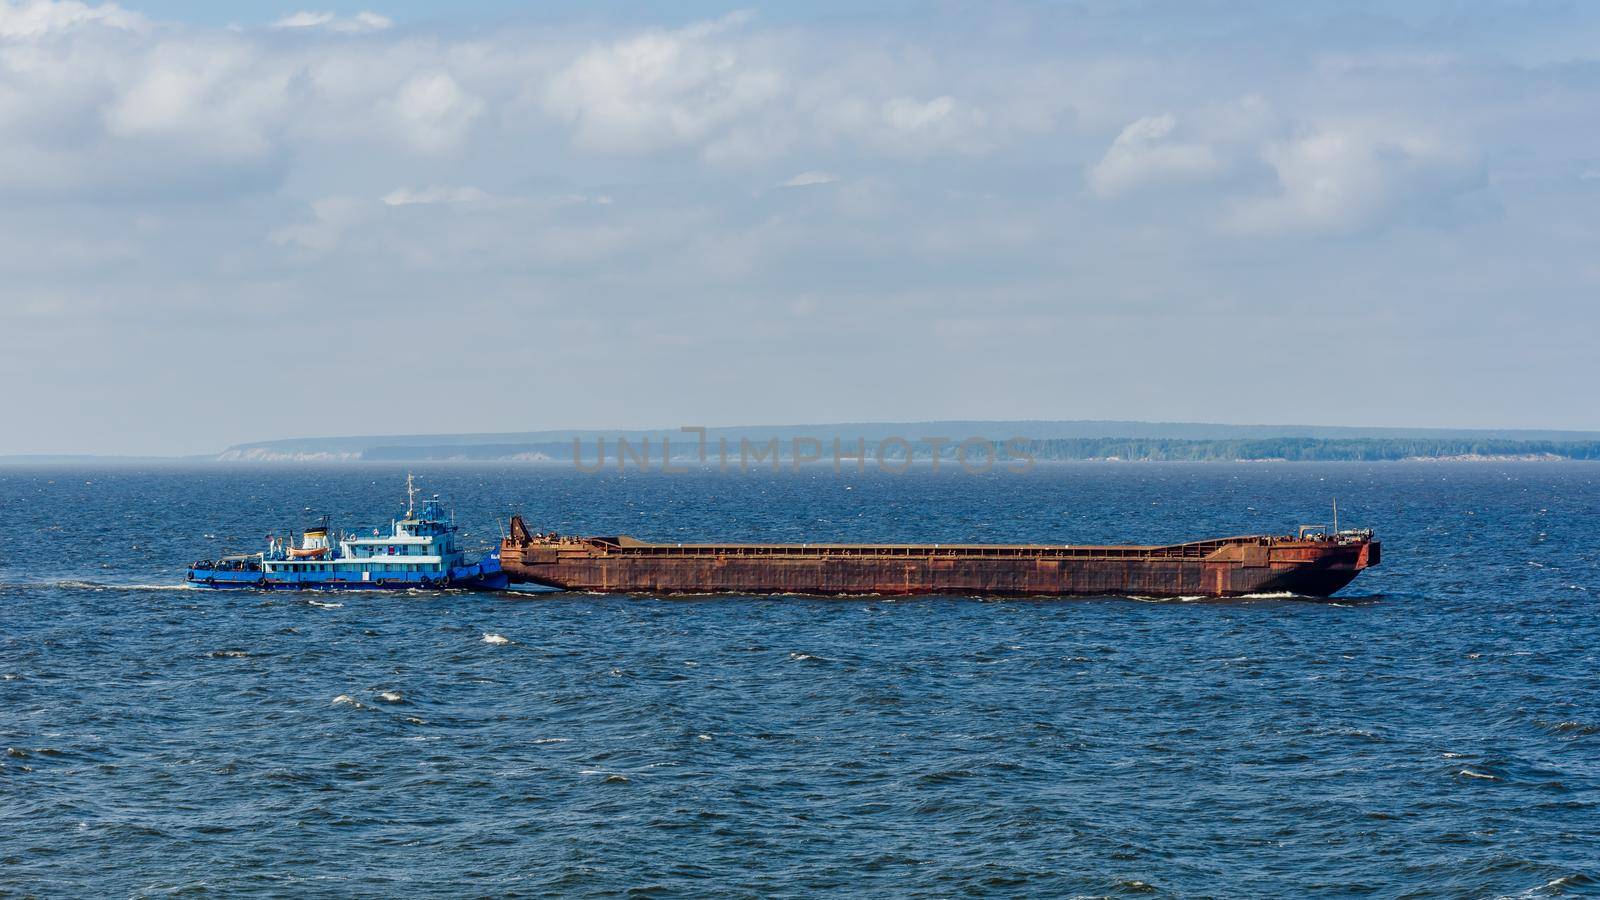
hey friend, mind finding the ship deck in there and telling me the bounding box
[564,535,1272,560]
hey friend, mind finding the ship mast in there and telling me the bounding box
[406,473,417,518]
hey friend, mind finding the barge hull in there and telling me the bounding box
[500,518,1378,598]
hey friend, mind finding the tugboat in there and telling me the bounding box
[187,475,508,591]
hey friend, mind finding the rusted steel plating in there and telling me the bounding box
[500,516,1380,598]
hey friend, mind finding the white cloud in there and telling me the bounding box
[877,95,989,153]
[543,14,784,156]
[807,93,991,158]
[0,0,143,38]
[272,11,392,33]
[539,14,997,162]
[0,1,495,198]
[1229,124,1481,233]
[383,185,493,206]
[1087,113,1221,197]
[884,95,955,132]
[102,39,292,161]
[385,71,485,154]
[780,171,839,187]
[0,3,1040,195]
[5,2,1600,454]
[269,195,370,253]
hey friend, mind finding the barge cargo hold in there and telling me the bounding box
[500,517,1380,598]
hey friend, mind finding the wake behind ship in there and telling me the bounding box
[187,476,506,591]
[501,517,1379,598]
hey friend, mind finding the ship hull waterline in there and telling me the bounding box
[186,564,509,592]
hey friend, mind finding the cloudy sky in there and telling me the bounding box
[2,0,1597,455]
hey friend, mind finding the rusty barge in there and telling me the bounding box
[500,517,1380,598]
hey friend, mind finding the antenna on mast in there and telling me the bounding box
[1333,497,1339,534]
[406,473,417,518]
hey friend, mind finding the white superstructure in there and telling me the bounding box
[260,475,468,584]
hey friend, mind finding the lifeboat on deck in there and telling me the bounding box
[289,526,332,559]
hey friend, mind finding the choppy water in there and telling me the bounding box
[1,463,1597,897]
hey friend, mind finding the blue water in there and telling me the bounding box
[2,463,1597,897]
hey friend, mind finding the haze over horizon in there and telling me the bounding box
[4,0,1598,455]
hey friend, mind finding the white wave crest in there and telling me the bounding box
[32,580,200,592]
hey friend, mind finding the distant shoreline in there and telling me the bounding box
[204,436,1600,465]
[10,420,1600,465]
[1401,453,1567,462]
[3,455,1593,468]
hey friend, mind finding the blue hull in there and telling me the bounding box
[187,576,510,591]
[187,558,508,592]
